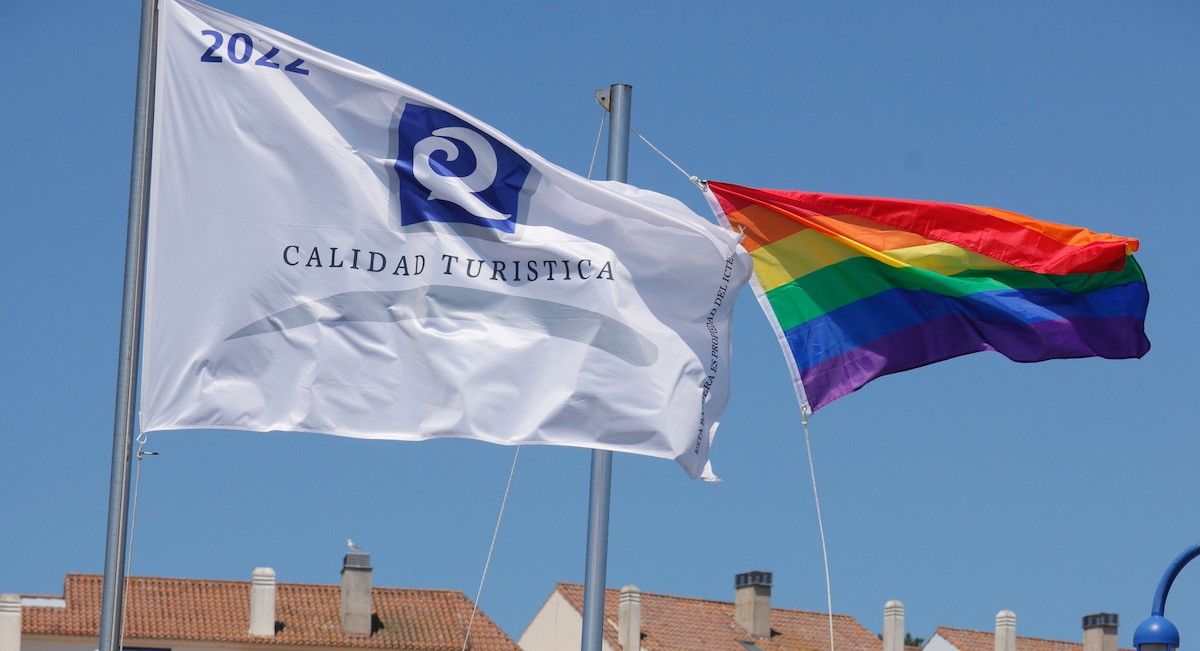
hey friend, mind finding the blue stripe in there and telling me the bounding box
[785,281,1149,372]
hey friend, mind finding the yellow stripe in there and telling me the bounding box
[754,232,1015,292]
[886,242,1016,276]
[752,229,860,291]
[752,229,901,291]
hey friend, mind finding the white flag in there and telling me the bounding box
[142,0,750,479]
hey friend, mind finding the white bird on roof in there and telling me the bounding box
[347,538,362,553]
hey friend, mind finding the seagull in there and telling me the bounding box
[347,538,362,553]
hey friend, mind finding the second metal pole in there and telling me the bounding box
[580,82,631,651]
[99,1,159,651]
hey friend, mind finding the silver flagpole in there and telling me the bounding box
[580,82,631,651]
[99,0,159,650]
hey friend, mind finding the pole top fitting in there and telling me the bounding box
[594,84,633,112]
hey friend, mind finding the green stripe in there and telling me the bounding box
[765,255,1145,332]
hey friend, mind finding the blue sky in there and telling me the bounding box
[3,0,1198,646]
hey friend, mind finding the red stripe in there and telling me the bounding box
[708,181,1136,275]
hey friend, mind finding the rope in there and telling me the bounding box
[592,106,703,191]
[631,127,705,191]
[586,109,607,180]
[802,411,836,651]
[119,431,158,651]
[461,446,521,651]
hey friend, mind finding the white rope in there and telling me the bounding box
[631,127,705,191]
[461,446,521,651]
[802,411,836,651]
[586,110,607,180]
[119,431,158,651]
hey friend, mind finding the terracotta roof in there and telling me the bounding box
[21,574,517,651]
[931,626,1132,651]
[555,582,881,650]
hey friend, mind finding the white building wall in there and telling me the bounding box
[518,591,613,651]
[24,636,94,651]
[922,633,960,651]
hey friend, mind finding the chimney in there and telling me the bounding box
[735,571,772,638]
[249,568,276,637]
[340,551,373,636]
[1083,613,1119,651]
[883,600,904,651]
[0,594,19,651]
[994,610,1016,651]
[618,585,641,651]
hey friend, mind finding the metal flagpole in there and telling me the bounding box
[99,1,159,650]
[580,82,631,651]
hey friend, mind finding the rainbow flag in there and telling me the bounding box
[705,181,1150,413]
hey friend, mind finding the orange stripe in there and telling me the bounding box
[724,204,804,252]
[723,204,938,253]
[806,211,935,251]
[968,205,1140,253]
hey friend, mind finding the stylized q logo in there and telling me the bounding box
[413,127,509,222]
[394,104,532,232]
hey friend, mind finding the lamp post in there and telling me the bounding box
[1134,543,1200,651]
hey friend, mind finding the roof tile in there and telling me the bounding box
[21,574,517,651]
[932,626,1132,651]
[556,582,880,651]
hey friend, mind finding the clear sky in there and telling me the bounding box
[3,0,1198,647]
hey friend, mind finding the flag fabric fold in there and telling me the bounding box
[705,181,1149,414]
[140,0,750,479]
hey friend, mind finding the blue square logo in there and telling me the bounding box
[393,103,533,233]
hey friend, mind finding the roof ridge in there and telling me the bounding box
[1014,633,1083,645]
[65,573,467,596]
[936,625,1085,646]
[555,582,856,617]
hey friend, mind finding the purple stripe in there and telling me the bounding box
[785,281,1147,372]
[801,315,1149,411]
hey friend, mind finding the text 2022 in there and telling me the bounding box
[200,30,310,76]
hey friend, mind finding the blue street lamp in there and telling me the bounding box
[1134,543,1200,651]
